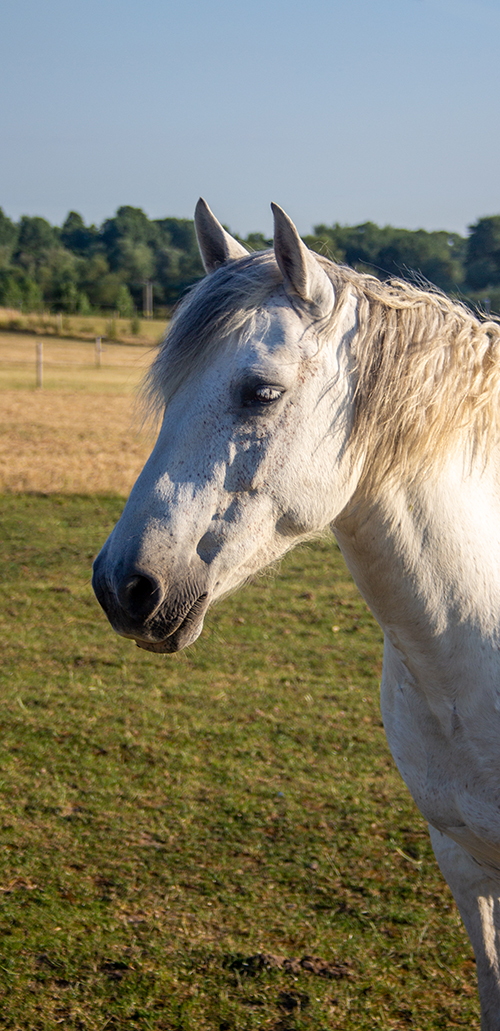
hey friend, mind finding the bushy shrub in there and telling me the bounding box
[77,291,92,316]
[116,284,133,318]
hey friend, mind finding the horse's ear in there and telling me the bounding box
[194,198,249,273]
[271,203,335,317]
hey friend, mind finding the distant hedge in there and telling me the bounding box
[1,204,499,316]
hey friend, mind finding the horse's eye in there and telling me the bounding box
[243,385,283,407]
[255,386,282,403]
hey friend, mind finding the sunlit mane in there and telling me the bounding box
[144,249,500,488]
[343,267,500,487]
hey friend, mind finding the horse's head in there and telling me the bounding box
[92,201,360,652]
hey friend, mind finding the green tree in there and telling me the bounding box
[155,217,197,253]
[0,208,19,266]
[377,229,465,293]
[114,238,155,282]
[116,283,134,317]
[153,217,204,305]
[14,216,58,276]
[61,211,99,255]
[91,273,125,309]
[307,222,466,293]
[101,206,158,259]
[465,216,500,290]
[79,253,112,308]
[0,268,42,310]
[36,247,80,311]
[244,232,272,251]
[99,206,159,307]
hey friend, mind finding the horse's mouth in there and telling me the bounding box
[133,593,209,654]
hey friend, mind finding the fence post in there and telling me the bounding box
[36,341,43,388]
[143,281,153,319]
[95,337,102,368]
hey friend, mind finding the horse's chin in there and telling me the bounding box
[133,613,206,654]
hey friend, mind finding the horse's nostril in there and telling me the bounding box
[117,573,163,621]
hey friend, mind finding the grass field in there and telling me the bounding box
[0,308,167,348]
[0,380,481,1029]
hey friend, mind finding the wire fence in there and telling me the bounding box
[0,336,152,390]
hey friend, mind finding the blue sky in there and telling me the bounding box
[1,0,499,237]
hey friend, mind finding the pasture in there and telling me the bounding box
[0,333,154,394]
[0,366,480,1028]
[0,309,166,347]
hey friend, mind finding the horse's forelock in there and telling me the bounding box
[142,251,283,419]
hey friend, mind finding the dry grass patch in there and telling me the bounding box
[0,306,167,345]
[0,390,155,494]
[0,333,155,392]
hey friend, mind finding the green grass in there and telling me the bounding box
[0,495,479,1029]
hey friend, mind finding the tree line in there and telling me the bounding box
[1,204,500,316]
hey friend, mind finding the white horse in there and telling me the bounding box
[93,198,500,1028]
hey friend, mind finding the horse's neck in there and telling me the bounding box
[334,452,500,696]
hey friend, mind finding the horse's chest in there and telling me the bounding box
[380,638,500,869]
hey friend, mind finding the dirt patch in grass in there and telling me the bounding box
[0,390,155,494]
[227,952,354,979]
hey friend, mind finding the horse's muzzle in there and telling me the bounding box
[92,551,211,653]
[133,592,210,653]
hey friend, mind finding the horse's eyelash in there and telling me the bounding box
[242,386,283,406]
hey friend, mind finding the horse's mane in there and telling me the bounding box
[144,250,500,489]
[337,265,500,487]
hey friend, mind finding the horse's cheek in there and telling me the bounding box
[223,436,270,494]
